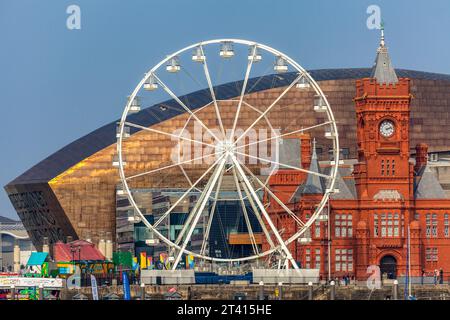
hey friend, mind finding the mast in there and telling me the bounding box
[408,226,412,297]
[327,197,331,282]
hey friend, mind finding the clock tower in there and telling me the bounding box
[352,28,420,280]
[353,27,414,201]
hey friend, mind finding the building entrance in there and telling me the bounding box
[380,255,397,279]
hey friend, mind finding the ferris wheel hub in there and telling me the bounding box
[216,140,236,155]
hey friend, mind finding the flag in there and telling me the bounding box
[140,252,147,269]
[147,256,153,270]
[122,272,131,300]
[186,255,195,269]
[160,253,169,269]
[42,262,49,277]
[91,274,99,300]
[132,257,139,271]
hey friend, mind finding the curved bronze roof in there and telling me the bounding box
[6,68,450,186]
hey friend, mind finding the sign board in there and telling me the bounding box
[0,277,64,288]
[145,239,160,245]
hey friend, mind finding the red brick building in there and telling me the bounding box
[267,31,450,280]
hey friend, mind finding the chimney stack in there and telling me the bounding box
[300,133,312,169]
[414,143,428,172]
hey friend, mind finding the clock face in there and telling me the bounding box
[380,120,395,137]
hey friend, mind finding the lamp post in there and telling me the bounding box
[308,281,314,300]
[277,282,283,300]
[70,245,76,274]
[70,244,81,287]
[258,281,264,300]
[38,284,43,301]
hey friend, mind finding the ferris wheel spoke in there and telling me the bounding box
[231,156,299,268]
[153,153,226,228]
[241,101,277,191]
[199,45,226,139]
[235,121,333,151]
[230,45,257,139]
[200,169,225,256]
[179,165,202,193]
[172,158,227,269]
[151,73,221,143]
[239,162,305,227]
[234,74,303,145]
[125,152,218,181]
[234,150,331,180]
[231,166,259,255]
[125,122,216,149]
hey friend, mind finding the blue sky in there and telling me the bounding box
[1,0,449,219]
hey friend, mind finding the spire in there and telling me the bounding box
[301,139,324,195]
[380,21,385,47]
[289,139,325,202]
[370,23,398,85]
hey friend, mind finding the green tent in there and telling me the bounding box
[112,252,132,268]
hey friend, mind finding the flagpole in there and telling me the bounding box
[404,226,409,300]
[408,226,412,297]
[327,198,331,282]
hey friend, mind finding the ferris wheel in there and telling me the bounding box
[116,39,339,270]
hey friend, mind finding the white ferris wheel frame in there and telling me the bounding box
[117,39,339,268]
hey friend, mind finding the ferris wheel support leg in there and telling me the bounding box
[173,161,223,249]
[231,166,259,255]
[200,172,225,256]
[231,156,299,270]
[172,158,227,270]
[236,167,275,250]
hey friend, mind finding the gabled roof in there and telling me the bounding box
[415,165,447,199]
[370,27,398,85]
[53,240,106,261]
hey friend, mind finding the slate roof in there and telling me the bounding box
[290,140,325,201]
[370,29,399,85]
[414,165,447,199]
[301,141,324,195]
[5,69,450,187]
[329,167,356,200]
